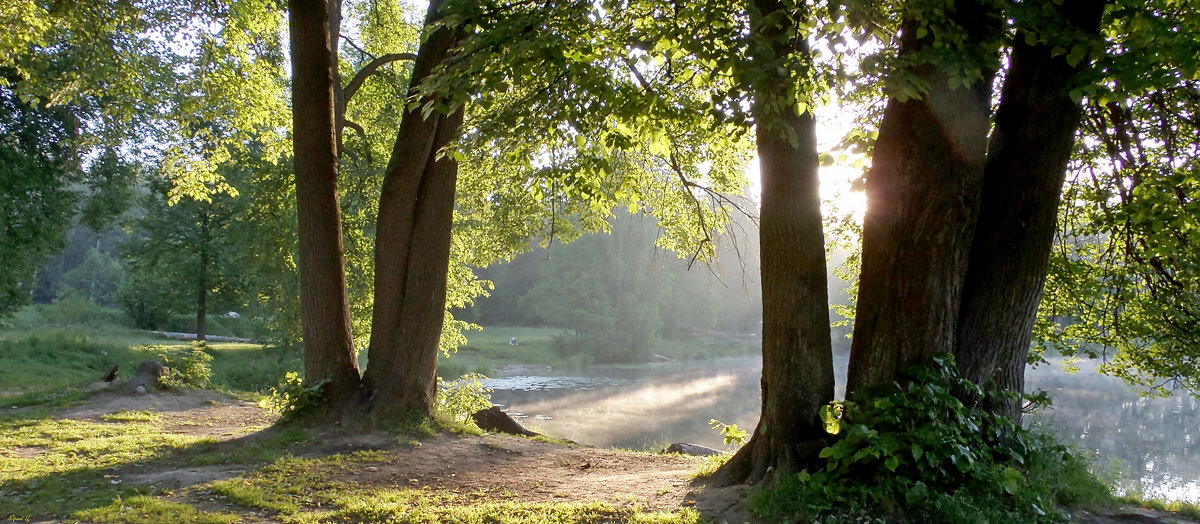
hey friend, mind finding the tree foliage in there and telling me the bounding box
[1036,0,1200,393]
[0,81,77,315]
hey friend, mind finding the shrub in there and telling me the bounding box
[259,372,327,420]
[753,354,1110,524]
[152,342,214,389]
[436,372,493,423]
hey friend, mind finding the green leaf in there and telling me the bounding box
[1002,467,1023,495]
[885,455,901,472]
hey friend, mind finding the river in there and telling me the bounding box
[484,355,1199,503]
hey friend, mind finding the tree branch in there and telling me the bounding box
[342,119,374,166]
[344,52,418,104]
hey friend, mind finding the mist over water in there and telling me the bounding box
[486,355,1199,503]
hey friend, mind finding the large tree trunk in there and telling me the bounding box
[715,0,834,486]
[288,0,361,400]
[361,0,462,419]
[847,3,999,397]
[954,0,1107,418]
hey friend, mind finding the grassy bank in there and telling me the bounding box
[0,327,296,406]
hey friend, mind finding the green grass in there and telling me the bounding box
[689,453,732,480]
[74,496,241,524]
[440,326,574,378]
[0,328,185,395]
[2,323,1194,523]
[1116,493,1200,520]
[0,327,298,404]
[0,410,219,518]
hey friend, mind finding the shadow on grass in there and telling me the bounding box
[0,405,399,521]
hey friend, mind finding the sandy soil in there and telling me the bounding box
[33,389,1200,524]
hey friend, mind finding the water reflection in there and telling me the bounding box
[1026,358,1199,502]
[486,355,1198,502]
[489,359,762,450]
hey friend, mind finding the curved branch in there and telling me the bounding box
[344,52,418,104]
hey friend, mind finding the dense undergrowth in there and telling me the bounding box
[753,355,1114,523]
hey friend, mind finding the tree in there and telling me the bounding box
[709,0,1109,485]
[846,0,1003,395]
[0,80,76,316]
[57,247,124,307]
[359,0,465,418]
[288,0,362,399]
[122,175,245,340]
[287,0,756,420]
[954,0,1107,415]
[717,0,835,484]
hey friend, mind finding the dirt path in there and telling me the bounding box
[29,389,1200,523]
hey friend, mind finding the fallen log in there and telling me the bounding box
[663,443,722,456]
[471,406,540,438]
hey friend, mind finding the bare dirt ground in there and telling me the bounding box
[32,389,1200,523]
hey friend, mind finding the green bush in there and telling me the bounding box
[154,342,214,389]
[436,373,493,423]
[259,372,327,420]
[753,354,1110,524]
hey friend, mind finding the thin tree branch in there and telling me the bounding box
[341,35,375,61]
[342,119,374,166]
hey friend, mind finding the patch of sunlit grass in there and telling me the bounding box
[74,495,240,524]
[101,410,160,423]
[689,453,732,480]
[1116,493,1200,520]
[0,412,216,518]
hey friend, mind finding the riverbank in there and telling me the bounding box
[2,326,1197,521]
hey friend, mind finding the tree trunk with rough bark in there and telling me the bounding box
[714,0,834,486]
[288,0,361,401]
[847,3,999,397]
[361,0,463,420]
[954,0,1107,419]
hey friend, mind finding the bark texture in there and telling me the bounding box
[361,0,463,419]
[715,0,834,485]
[288,0,361,399]
[954,0,1107,418]
[847,3,999,397]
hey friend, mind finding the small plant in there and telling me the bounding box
[436,372,493,423]
[157,342,213,389]
[708,419,749,447]
[259,372,327,419]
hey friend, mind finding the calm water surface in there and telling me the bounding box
[485,355,1199,502]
